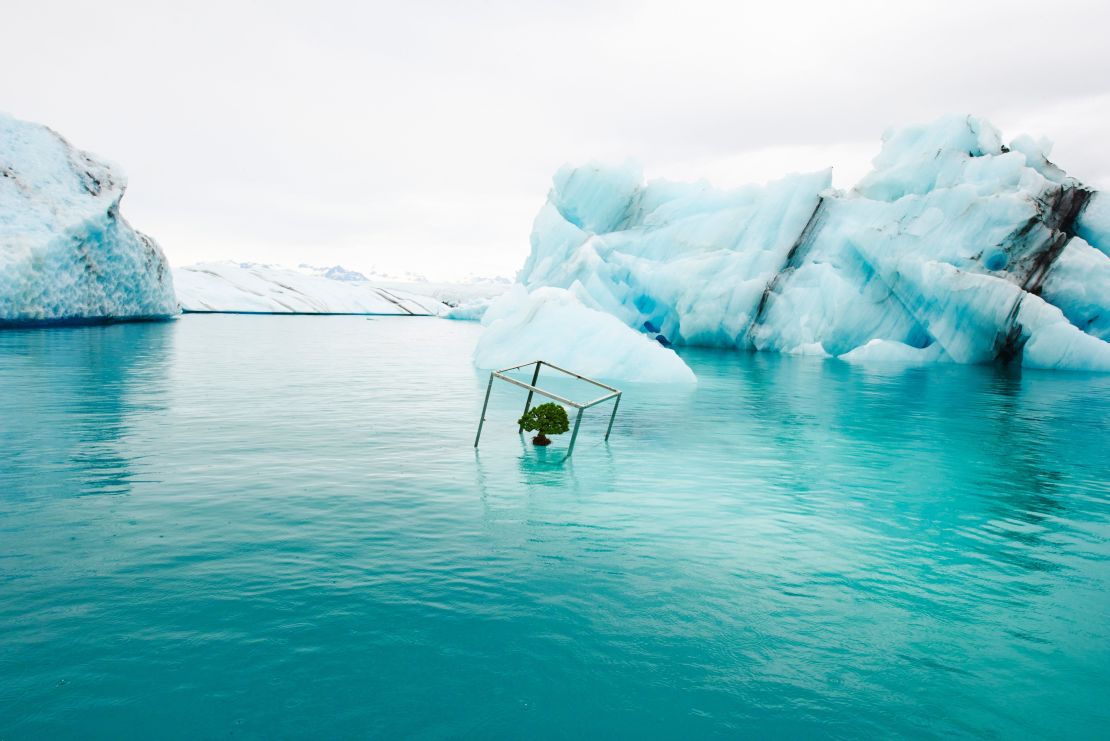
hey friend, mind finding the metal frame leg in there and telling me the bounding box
[518,361,542,432]
[565,408,584,459]
[604,392,621,441]
[474,373,494,447]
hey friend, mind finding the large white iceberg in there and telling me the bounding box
[474,284,696,384]
[174,261,447,315]
[0,113,177,326]
[515,115,1110,372]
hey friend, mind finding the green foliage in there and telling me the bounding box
[518,402,570,437]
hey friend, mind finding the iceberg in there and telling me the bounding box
[513,115,1110,372]
[173,262,448,315]
[474,284,696,384]
[0,113,177,326]
[395,276,510,315]
[444,297,495,321]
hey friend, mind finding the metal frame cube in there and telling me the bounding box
[473,360,622,459]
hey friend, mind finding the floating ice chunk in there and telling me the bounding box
[0,113,176,325]
[444,297,492,321]
[839,339,947,366]
[173,262,446,315]
[473,285,696,384]
[413,277,510,309]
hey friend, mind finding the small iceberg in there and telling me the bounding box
[474,284,696,384]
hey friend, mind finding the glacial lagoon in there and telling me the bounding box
[1,316,1108,738]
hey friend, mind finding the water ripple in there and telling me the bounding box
[1,317,1108,738]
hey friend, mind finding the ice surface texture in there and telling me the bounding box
[0,113,176,326]
[516,115,1110,372]
[174,262,448,315]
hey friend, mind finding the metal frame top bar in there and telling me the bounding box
[491,371,583,409]
[501,360,620,394]
[496,360,543,373]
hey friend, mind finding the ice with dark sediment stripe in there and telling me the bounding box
[504,114,1110,373]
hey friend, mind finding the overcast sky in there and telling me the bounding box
[3,0,1108,280]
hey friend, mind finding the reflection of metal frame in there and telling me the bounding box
[474,360,622,459]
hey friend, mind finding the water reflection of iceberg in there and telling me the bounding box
[0,322,174,498]
[687,351,1108,583]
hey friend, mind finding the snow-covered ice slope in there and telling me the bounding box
[474,285,696,384]
[174,262,447,315]
[0,113,177,326]
[517,115,1110,372]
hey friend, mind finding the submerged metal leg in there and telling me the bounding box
[518,361,542,432]
[565,408,584,459]
[604,392,621,441]
[474,373,494,447]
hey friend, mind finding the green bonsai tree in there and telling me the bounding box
[518,402,570,446]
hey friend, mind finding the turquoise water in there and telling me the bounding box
[1,316,1108,739]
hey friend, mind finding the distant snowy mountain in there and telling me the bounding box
[0,113,177,326]
[296,264,370,282]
